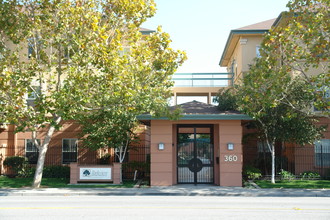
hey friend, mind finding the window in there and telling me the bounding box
[314,87,330,112]
[25,139,40,164]
[28,38,42,59]
[26,85,41,107]
[314,139,330,167]
[230,59,236,74]
[118,46,130,57]
[256,45,261,58]
[62,139,78,164]
[27,86,41,100]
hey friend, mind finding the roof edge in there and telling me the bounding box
[219,30,269,67]
[137,114,252,121]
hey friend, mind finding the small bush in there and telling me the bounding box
[3,156,28,176]
[243,165,262,180]
[25,165,70,178]
[43,166,70,178]
[279,169,295,181]
[300,171,321,180]
[326,169,330,180]
[99,153,111,164]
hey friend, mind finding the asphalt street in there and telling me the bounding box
[1,196,329,220]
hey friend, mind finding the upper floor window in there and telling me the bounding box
[256,46,261,58]
[230,59,236,74]
[314,87,330,112]
[62,138,78,164]
[118,46,130,57]
[25,139,40,164]
[314,139,330,167]
[27,86,41,100]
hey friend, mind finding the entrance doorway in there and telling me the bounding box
[177,125,214,184]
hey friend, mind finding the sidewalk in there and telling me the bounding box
[1,185,330,197]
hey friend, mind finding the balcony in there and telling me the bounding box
[172,73,233,87]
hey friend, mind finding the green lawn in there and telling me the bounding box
[255,180,330,189]
[0,176,136,188]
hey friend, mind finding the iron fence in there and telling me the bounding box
[244,145,330,179]
[0,145,150,181]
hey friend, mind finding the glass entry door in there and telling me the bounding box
[177,125,214,184]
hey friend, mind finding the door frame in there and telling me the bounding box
[176,124,214,184]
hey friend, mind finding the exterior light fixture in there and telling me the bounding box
[158,142,165,150]
[227,143,234,150]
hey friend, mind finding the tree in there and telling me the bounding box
[262,0,329,112]
[231,0,329,184]
[0,0,186,188]
[236,71,325,184]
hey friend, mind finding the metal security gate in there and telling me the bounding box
[177,125,214,184]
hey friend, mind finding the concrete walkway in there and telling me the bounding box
[1,185,330,197]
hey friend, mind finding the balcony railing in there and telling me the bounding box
[172,73,233,87]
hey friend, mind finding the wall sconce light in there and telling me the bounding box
[227,143,234,150]
[158,142,164,150]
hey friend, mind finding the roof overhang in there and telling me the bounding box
[138,114,252,121]
[219,30,269,67]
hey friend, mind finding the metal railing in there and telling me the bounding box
[172,73,233,87]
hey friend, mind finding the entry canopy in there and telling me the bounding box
[138,101,251,121]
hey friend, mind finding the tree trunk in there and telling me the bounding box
[271,142,276,184]
[32,116,61,188]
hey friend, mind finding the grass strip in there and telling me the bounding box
[0,176,136,188]
[255,180,330,189]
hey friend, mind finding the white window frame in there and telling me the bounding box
[26,85,41,100]
[25,139,40,164]
[25,139,40,152]
[62,138,78,164]
[256,45,261,58]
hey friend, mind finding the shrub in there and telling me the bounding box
[25,165,70,178]
[3,156,28,176]
[43,166,70,178]
[300,171,321,180]
[243,165,262,180]
[279,169,295,181]
[99,153,111,164]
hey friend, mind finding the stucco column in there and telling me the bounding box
[174,92,177,106]
[113,163,122,184]
[69,163,78,184]
[150,120,173,186]
[218,121,243,186]
[208,92,211,104]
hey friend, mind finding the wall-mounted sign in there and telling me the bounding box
[79,168,112,180]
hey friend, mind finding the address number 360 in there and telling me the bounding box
[224,155,238,162]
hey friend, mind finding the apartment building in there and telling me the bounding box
[1,12,328,186]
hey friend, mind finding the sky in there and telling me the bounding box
[143,0,290,73]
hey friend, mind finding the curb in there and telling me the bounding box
[1,188,330,197]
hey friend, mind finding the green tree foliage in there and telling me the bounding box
[237,63,325,184]
[213,88,238,111]
[217,0,328,184]
[0,0,186,187]
[261,0,330,112]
